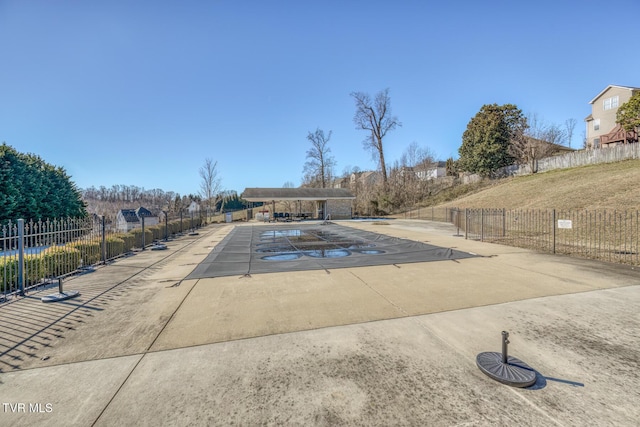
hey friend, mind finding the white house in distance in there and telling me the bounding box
[187,201,200,216]
[415,161,447,180]
[116,207,159,232]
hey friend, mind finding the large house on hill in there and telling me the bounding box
[585,85,639,149]
[116,207,159,232]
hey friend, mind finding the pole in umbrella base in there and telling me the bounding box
[476,331,536,388]
[41,278,80,303]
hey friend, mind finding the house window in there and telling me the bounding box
[603,95,619,110]
[593,119,600,131]
[593,138,600,148]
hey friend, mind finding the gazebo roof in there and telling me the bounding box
[242,187,355,202]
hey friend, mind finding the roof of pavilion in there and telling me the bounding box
[241,187,355,202]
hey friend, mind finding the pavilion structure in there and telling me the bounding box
[241,188,355,220]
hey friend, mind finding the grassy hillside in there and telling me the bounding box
[432,159,640,210]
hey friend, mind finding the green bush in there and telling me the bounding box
[114,233,136,252]
[165,217,201,234]
[67,240,101,266]
[41,246,81,278]
[1,256,45,292]
[169,219,185,234]
[106,236,125,259]
[144,229,154,246]
[147,225,164,241]
[129,228,154,248]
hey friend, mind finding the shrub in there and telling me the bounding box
[169,219,185,234]
[147,225,164,241]
[67,240,101,266]
[41,246,81,278]
[129,228,154,249]
[114,233,136,253]
[106,236,125,259]
[1,256,44,292]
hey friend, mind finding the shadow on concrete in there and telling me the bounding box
[525,368,585,391]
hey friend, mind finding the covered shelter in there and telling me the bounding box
[241,188,355,220]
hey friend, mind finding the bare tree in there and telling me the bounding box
[509,114,566,173]
[281,182,296,214]
[341,165,360,177]
[172,194,183,214]
[199,158,221,215]
[564,118,576,149]
[545,123,568,145]
[351,88,401,190]
[400,141,435,170]
[303,128,335,188]
[400,141,420,168]
[392,142,436,208]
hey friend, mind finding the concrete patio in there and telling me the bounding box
[1,219,638,426]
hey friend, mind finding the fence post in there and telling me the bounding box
[17,219,25,296]
[552,209,556,254]
[141,216,146,250]
[101,216,107,264]
[465,208,469,240]
[502,208,506,238]
[481,209,484,242]
[164,211,168,241]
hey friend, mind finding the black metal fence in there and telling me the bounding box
[1,213,204,298]
[404,207,640,266]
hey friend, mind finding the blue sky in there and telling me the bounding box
[1,0,639,197]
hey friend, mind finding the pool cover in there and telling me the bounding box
[187,223,478,279]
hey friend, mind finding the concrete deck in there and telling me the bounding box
[0,219,639,426]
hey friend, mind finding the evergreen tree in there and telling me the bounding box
[0,144,20,218]
[0,143,87,221]
[458,104,526,177]
[617,92,640,133]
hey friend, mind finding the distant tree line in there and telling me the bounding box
[82,184,190,206]
[0,143,86,222]
[82,185,202,219]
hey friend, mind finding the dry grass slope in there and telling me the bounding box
[437,159,640,210]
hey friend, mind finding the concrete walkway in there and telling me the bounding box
[0,220,639,426]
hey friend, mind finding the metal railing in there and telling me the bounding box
[404,207,640,266]
[1,213,204,298]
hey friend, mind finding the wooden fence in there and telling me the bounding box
[460,144,640,183]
